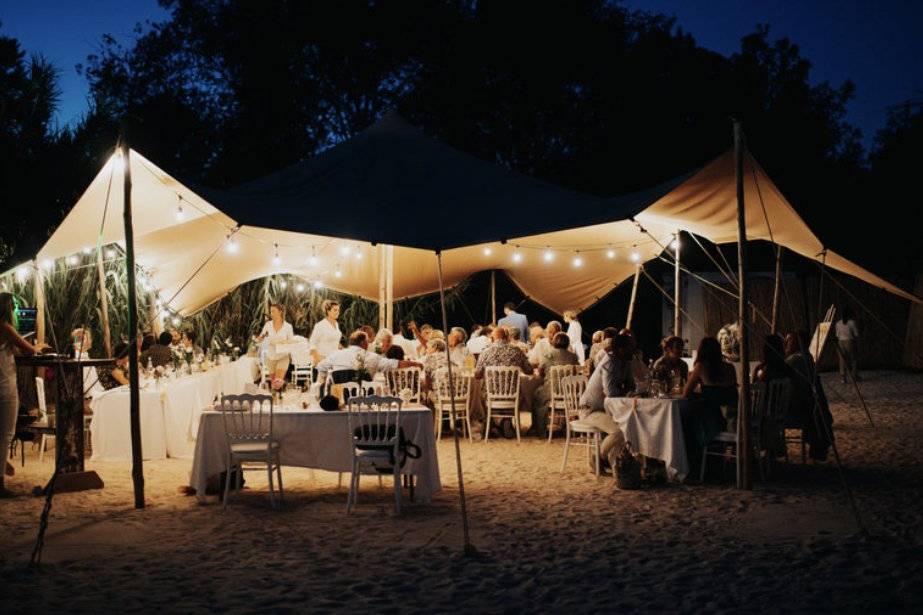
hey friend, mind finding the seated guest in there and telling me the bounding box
[652,336,689,386]
[98,342,135,389]
[466,325,492,357]
[391,322,418,359]
[619,328,649,384]
[316,330,421,385]
[586,330,604,365]
[447,327,470,368]
[428,329,445,342]
[752,334,791,383]
[587,327,618,373]
[682,337,738,470]
[141,331,174,368]
[373,328,393,355]
[179,330,203,356]
[532,332,579,438]
[473,325,534,437]
[140,333,156,353]
[423,338,449,383]
[784,331,834,461]
[169,328,182,349]
[577,334,635,470]
[409,321,432,356]
[528,324,545,347]
[508,326,530,354]
[384,344,405,361]
[528,320,562,366]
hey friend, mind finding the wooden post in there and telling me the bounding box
[34,261,45,345]
[733,120,752,490]
[490,270,497,325]
[674,232,682,338]
[377,244,386,329]
[96,249,112,356]
[121,136,145,508]
[770,245,783,334]
[386,244,394,331]
[147,291,162,337]
[626,264,641,329]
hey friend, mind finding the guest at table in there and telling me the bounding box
[422,338,449,383]
[98,342,134,390]
[835,307,860,383]
[498,302,529,343]
[373,328,393,356]
[447,327,470,368]
[587,327,618,373]
[652,336,688,388]
[316,330,421,385]
[180,330,204,357]
[473,325,534,438]
[309,299,342,365]
[585,330,605,374]
[409,321,432,356]
[140,333,156,353]
[563,310,585,365]
[532,332,579,438]
[169,328,182,349]
[1,292,49,496]
[256,303,293,381]
[508,326,530,354]
[577,334,634,471]
[391,322,418,359]
[784,331,834,461]
[682,337,738,467]
[529,324,545,347]
[752,334,791,383]
[359,325,377,346]
[141,331,174,369]
[466,325,492,357]
[384,344,405,361]
[529,320,562,366]
[620,328,649,385]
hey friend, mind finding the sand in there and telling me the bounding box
[1,371,921,613]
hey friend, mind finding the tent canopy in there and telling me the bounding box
[26,114,920,317]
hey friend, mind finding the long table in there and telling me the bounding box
[189,406,441,503]
[605,396,692,481]
[90,357,259,461]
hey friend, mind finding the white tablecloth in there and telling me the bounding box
[189,406,441,503]
[605,397,690,481]
[90,357,259,461]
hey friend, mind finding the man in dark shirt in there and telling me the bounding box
[141,331,175,368]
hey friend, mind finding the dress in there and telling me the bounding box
[566,320,585,365]
[0,339,18,469]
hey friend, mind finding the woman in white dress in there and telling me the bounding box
[1,292,48,495]
[563,310,585,365]
[256,303,295,381]
[308,299,342,365]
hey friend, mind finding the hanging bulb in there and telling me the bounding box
[355,248,363,260]
[82,246,93,255]
[313,280,323,289]
[572,254,583,268]
[15,267,30,282]
[512,251,523,263]
[670,238,680,251]
[483,247,493,256]
[175,200,186,221]
[280,279,288,289]
[630,251,641,263]
[41,259,53,270]
[308,247,319,267]
[66,255,79,266]
[296,283,305,293]
[171,317,181,327]
[105,248,116,259]
[226,235,239,254]
[606,249,616,259]
[334,266,342,279]
[543,249,554,263]
[272,244,281,267]
[339,245,351,257]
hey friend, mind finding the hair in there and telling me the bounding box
[504,302,516,312]
[114,341,132,361]
[661,336,684,353]
[619,328,634,338]
[563,309,577,321]
[839,306,854,323]
[0,292,15,327]
[71,327,93,349]
[610,334,633,353]
[348,330,368,346]
[450,326,468,343]
[602,327,618,340]
[428,338,446,352]
[384,345,405,360]
[429,329,444,340]
[546,320,562,334]
[694,337,724,382]
[141,333,156,351]
[360,325,376,341]
[158,331,173,346]
[479,325,493,337]
[471,324,482,335]
[508,327,522,341]
[269,302,285,316]
[374,328,393,345]
[552,332,570,349]
[591,330,604,343]
[493,326,510,342]
[420,324,433,334]
[322,299,339,316]
[761,334,787,377]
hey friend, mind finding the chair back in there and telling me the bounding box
[386,367,422,402]
[346,395,403,450]
[219,394,274,444]
[259,362,271,386]
[35,376,48,415]
[485,366,521,408]
[561,374,588,420]
[433,368,472,410]
[548,364,580,408]
[291,348,313,387]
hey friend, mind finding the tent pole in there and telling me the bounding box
[490,270,497,325]
[33,260,46,345]
[386,244,394,331]
[734,120,752,490]
[626,264,641,329]
[121,135,145,509]
[674,231,682,338]
[771,245,783,334]
[377,245,386,329]
[96,250,112,356]
[435,251,476,556]
[147,291,162,337]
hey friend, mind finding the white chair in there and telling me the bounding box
[433,368,472,442]
[345,395,404,515]
[546,364,581,442]
[385,367,423,404]
[291,349,313,388]
[559,375,602,476]
[259,361,271,388]
[36,376,53,462]
[219,394,283,508]
[484,366,522,442]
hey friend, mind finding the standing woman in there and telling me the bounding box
[563,310,585,365]
[256,303,294,381]
[1,292,48,495]
[835,307,860,383]
[308,299,342,365]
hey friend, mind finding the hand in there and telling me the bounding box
[35,343,51,354]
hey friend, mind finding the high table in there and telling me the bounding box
[605,396,692,481]
[189,406,441,504]
[90,357,259,461]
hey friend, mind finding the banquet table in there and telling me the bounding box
[189,405,441,504]
[90,357,259,461]
[604,396,692,481]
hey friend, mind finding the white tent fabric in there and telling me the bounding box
[28,147,918,317]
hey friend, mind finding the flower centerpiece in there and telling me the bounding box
[717,322,741,362]
[354,350,372,383]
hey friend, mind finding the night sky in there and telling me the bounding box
[2,0,921,150]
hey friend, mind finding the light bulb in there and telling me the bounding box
[41,259,53,270]
[296,283,305,293]
[606,249,616,259]
[572,255,583,268]
[670,239,680,251]
[308,256,319,267]
[226,237,238,253]
[339,245,351,256]
[355,250,363,260]
[272,255,281,267]
[160,309,169,319]
[280,280,287,289]
[313,280,323,289]
[175,204,186,221]
[630,251,641,263]
[66,255,79,266]
[543,250,554,263]
[512,251,523,263]
[15,267,29,282]
[334,269,342,279]
[105,249,116,259]
[483,247,493,256]
[171,317,181,327]
[82,246,92,255]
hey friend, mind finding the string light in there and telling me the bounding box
[66,255,79,266]
[272,244,281,267]
[334,265,342,279]
[175,196,186,222]
[630,251,641,263]
[296,283,305,293]
[226,235,239,254]
[171,317,181,327]
[483,247,493,256]
[105,249,116,259]
[279,279,287,289]
[543,249,554,263]
[339,245,352,257]
[355,248,363,260]
[15,267,29,282]
[82,246,93,255]
[572,253,583,268]
[512,251,523,263]
[606,249,616,259]
[308,247,319,267]
[313,280,323,289]
[41,259,53,270]
[670,238,680,251]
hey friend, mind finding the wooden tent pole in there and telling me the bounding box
[96,250,112,356]
[734,120,752,490]
[377,244,386,329]
[674,231,682,337]
[490,270,497,325]
[771,245,783,334]
[626,263,641,329]
[147,291,162,337]
[386,244,394,331]
[34,261,45,345]
[121,135,145,508]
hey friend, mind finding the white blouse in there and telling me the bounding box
[308,318,342,360]
[567,320,585,365]
[259,320,295,360]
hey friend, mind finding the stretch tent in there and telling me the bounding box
[27,112,919,317]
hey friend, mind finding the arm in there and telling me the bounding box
[112,367,130,386]
[0,323,47,355]
[682,364,701,398]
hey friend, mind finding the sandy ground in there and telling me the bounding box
[1,371,921,613]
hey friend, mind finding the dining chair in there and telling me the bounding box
[484,366,522,442]
[558,375,601,476]
[385,367,422,404]
[433,368,472,442]
[291,349,313,388]
[345,395,404,515]
[546,364,581,442]
[219,393,283,509]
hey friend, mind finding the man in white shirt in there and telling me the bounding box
[528,320,562,366]
[391,321,419,359]
[316,330,422,385]
[834,308,860,383]
[308,300,343,364]
[466,325,492,356]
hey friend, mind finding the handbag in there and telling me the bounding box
[352,424,422,471]
[613,441,642,490]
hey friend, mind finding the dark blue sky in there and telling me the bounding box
[2,0,920,150]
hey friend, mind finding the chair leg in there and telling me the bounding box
[465,412,473,443]
[560,424,571,473]
[547,408,555,443]
[393,466,402,516]
[39,435,47,463]
[699,446,708,483]
[435,408,443,439]
[337,472,343,489]
[276,461,284,502]
[223,460,234,509]
[594,433,601,478]
[514,408,521,443]
[484,407,491,442]
[266,460,276,508]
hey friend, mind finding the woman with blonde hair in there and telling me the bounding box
[563,309,585,365]
[1,292,49,495]
[308,299,342,364]
[256,302,294,381]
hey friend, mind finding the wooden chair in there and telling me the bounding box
[385,367,423,404]
[433,368,472,442]
[546,364,581,442]
[291,348,313,388]
[484,366,522,442]
[345,395,404,514]
[219,394,283,508]
[558,375,602,476]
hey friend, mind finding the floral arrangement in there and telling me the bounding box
[717,321,741,362]
[354,350,372,383]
